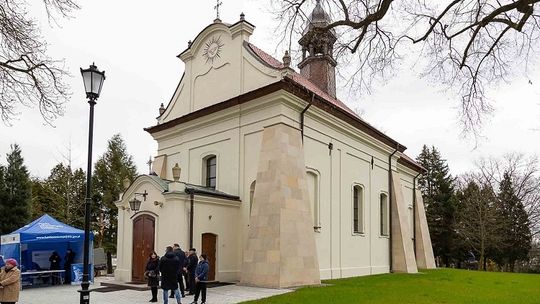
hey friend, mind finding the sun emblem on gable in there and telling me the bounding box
[202,35,224,64]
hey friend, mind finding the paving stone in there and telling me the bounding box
[20,277,292,304]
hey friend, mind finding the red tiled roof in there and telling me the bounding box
[246,42,425,173]
[246,43,360,118]
[246,43,285,69]
[398,153,426,173]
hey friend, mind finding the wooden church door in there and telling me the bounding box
[201,233,217,281]
[132,215,155,282]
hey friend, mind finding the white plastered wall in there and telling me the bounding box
[147,91,419,281]
[158,21,281,124]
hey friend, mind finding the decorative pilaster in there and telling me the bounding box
[240,123,321,288]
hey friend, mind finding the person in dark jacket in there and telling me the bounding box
[146,251,160,302]
[0,256,5,268]
[183,251,190,291]
[63,249,75,284]
[170,244,186,298]
[190,254,209,304]
[159,246,182,304]
[49,251,62,285]
[186,248,198,295]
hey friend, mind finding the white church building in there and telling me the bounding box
[115,3,435,288]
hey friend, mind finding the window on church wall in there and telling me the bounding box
[380,193,389,236]
[249,181,256,215]
[203,155,217,189]
[306,171,320,230]
[353,185,364,234]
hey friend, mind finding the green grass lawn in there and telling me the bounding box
[242,268,540,304]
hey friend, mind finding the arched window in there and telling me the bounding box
[306,171,319,230]
[203,155,217,189]
[249,181,256,215]
[353,185,364,233]
[380,193,389,236]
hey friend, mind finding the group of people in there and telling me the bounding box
[0,248,76,304]
[145,244,209,304]
[48,249,75,285]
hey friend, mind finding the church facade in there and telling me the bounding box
[115,5,435,288]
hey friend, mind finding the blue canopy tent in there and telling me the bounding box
[0,214,93,285]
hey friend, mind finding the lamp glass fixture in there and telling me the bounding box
[80,63,106,99]
[129,198,142,212]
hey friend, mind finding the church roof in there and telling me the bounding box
[302,0,335,36]
[145,20,424,173]
[245,43,424,172]
[183,183,241,201]
[246,43,359,118]
[125,175,241,200]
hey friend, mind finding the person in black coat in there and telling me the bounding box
[183,251,190,291]
[146,251,160,302]
[186,248,198,295]
[49,251,62,285]
[63,249,75,284]
[170,244,186,298]
[159,246,182,304]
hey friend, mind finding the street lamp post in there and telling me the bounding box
[79,63,105,304]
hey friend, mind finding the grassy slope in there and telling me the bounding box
[242,269,540,304]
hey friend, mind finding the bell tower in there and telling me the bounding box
[298,0,337,98]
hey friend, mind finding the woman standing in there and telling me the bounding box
[0,259,21,304]
[145,251,160,303]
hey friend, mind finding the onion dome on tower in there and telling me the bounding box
[298,0,337,98]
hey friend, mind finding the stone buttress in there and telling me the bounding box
[414,189,436,269]
[391,173,418,273]
[240,123,321,288]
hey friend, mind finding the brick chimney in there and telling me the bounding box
[298,0,337,98]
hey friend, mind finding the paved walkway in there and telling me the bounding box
[20,278,292,304]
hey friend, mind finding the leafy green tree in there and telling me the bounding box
[46,163,86,228]
[0,144,32,234]
[417,145,457,267]
[0,166,6,228]
[92,134,137,253]
[495,172,532,271]
[69,168,87,229]
[31,178,64,220]
[455,178,501,270]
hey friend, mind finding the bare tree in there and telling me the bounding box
[455,174,502,270]
[0,0,79,124]
[271,0,540,136]
[476,153,540,238]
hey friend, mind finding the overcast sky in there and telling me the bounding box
[0,0,538,179]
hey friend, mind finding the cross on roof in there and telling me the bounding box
[147,156,153,174]
[214,0,223,20]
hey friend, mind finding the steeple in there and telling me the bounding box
[298,0,337,98]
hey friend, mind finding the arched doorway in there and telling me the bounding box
[201,233,217,281]
[132,214,155,282]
